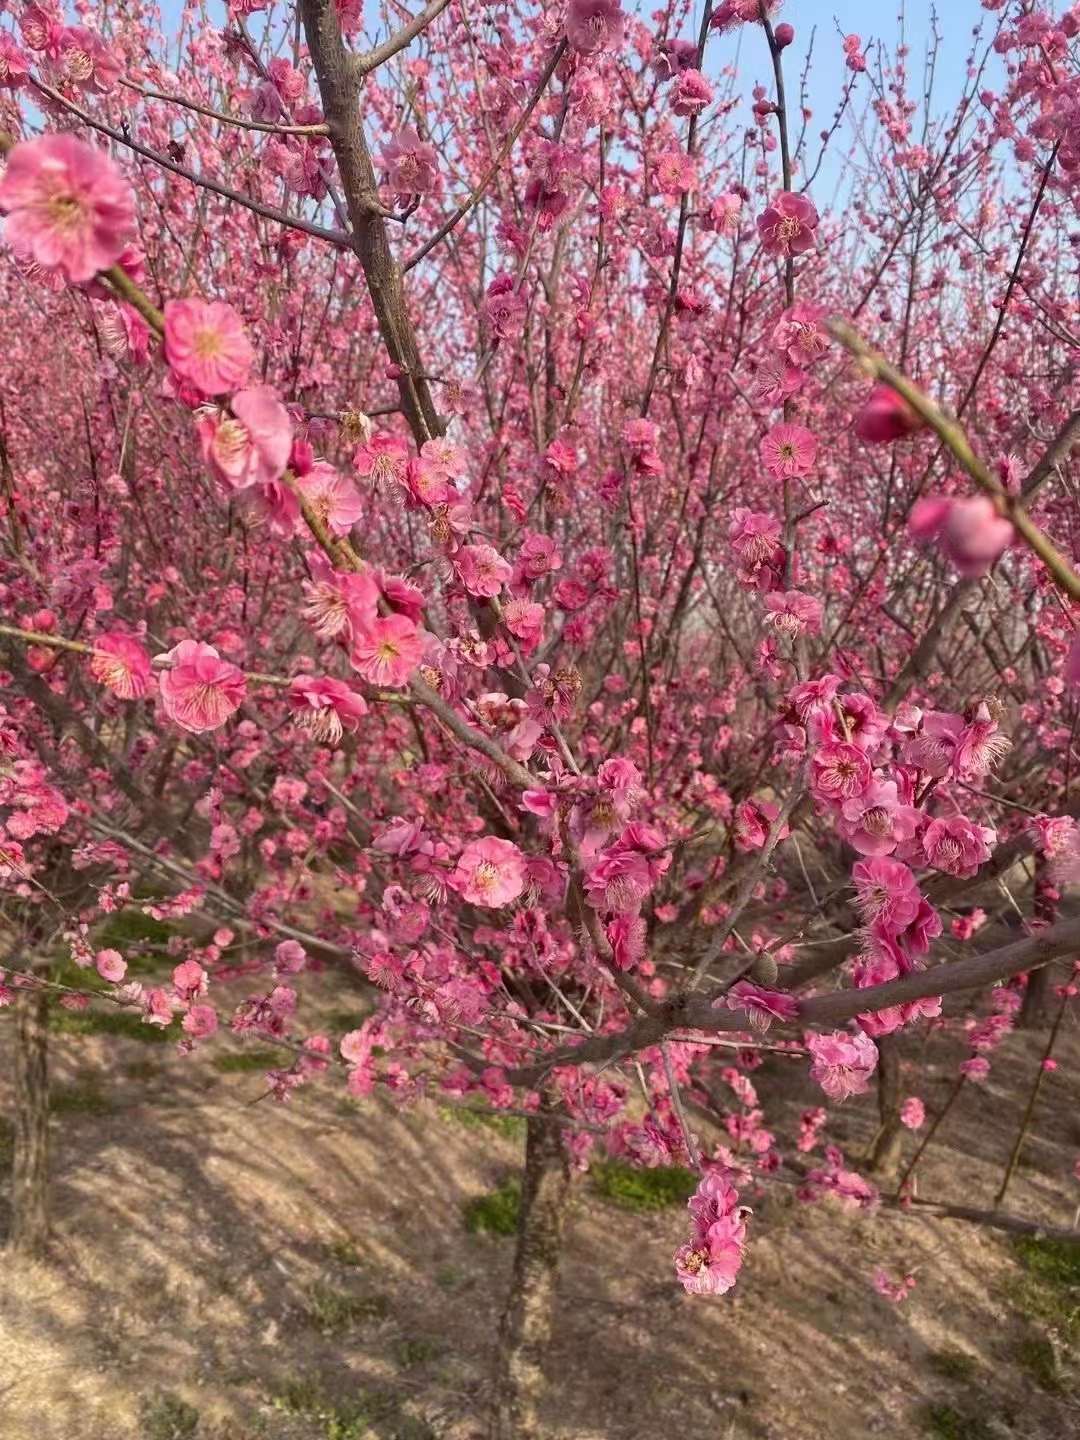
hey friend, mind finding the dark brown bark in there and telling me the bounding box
[867,1033,903,1181]
[299,0,442,448]
[10,975,49,1256]
[490,1106,571,1440]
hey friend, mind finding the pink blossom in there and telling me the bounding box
[95,948,126,982]
[910,495,1014,577]
[900,1097,925,1129]
[757,191,819,257]
[182,1004,218,1038]
[56,26,121,93]
[674,1169,749,1296]
[806,1029,878,1101]
[838,780,920,857]
[565,0,625,54]
[455,543,512,598]
[89,633,152,699]
[851,856,921,930]
[353,431,410,490]
[157,640,247,733]
[854,384,923,443]
[733,797,788,852]
[810,742,872,805]
[764,590,822,637]
[0,134,135,283]
[381,126,438,199]
[921,817,995,878]
[760,422,818,480]
[164,299,253,397]
[724,981,800,1032]
[351,614,424,688]
[772,303,829,368]
[960,1056,990,1083]
[452,836,527,907]
[198,386,293,490]
[293,461,364,536]
[672,69,713,116]
[873,1267,916,1303]
[0,34,30,88]
[288,675,368,744]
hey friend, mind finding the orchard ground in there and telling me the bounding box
[1,971,1077,1440]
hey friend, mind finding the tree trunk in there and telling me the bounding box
[10,976,49,1256]
[867,1034,903,1181]
[1019,863,1055,1029]
[489,1106,571,1440]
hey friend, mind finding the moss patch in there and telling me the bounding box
[591,1160,697,1212]
[463,1178,521,1236]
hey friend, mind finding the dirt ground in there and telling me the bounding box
[1,983,1078,1440]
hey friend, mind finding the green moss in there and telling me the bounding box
[211,1047,281,1074]
[926,1348,979,1383]
[439,1103,525,1139]
[463,1178,521,1236]
[591,1160,698,1212]
[918,1402,993,1440]
[303,1282,389,1335]
[139,1392,200,1440]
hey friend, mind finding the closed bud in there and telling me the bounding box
[751,952,779,986]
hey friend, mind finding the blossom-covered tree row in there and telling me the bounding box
[1,1,1079,1427]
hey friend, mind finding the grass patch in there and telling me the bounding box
[51,1078,113,1117]
[926,1348,979,1383]
[50,1006,172,1043]
[211,1047,281,1074]
[1016,1333,1061,1391]
[918,1402,993,1440]
[139,1392,200,1440]
[325,1236,363,1268]
[269,1376,433,1440]
[303,1282,389,1336]
[591,1160,697,1212]
[1012,1234,1080,1295]
[463,1178,521,1236]
[393,1336,442,1369]
[96,909,173,948]
[439,1103,525,1139]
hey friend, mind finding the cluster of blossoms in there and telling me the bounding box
[674,1169,750,1296]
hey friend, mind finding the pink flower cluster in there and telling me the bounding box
[673,1169,749,1296]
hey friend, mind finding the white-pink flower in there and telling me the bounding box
[806,1029,878,1101]
[164,298,254,397]
[157,640,247,733]
[452,836,527,908]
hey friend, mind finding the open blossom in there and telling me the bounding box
[838,780,920,857]
[852,856,921,930]
[293,461,364,536]
[56,25,121,93]
[760,422,817,480]
[287,675,368,744]
[772,302,829,368]
[381,126,438,198]
[198,386,292,490]
[565,0,625,53]
[301,557,379,639]
[452,836,526,908]
[672,68,713,116]
[0,33,31,88]
[921,817,995,878]
[0,133,135,283]
[733,797,787,852]
[910,495,1014,577]
[89,632,152,699]
[810,742,872,805]
[95,948,126,983]
[765,590,822,637]
[807,1029,878,1101]
[757,191,819,257]
[674,1169,749,1297]
[164,299,253,396]
[724,982,800,1032]
[157,640,247,733]
[455,543,512,598]
[351,613,424,688]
